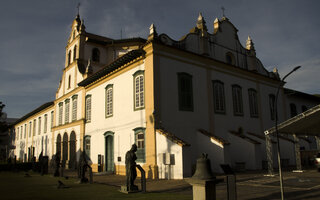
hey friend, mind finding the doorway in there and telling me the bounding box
[104,132,114,172]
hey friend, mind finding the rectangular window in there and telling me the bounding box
[44,114,47,133]
[213,80,225,113]
[21,126,23,139]
[51,111,54,128]
[59,102,63,125]
[84,136,91,159]
[65,99,70,123]
[38,117,41,135]
[269,94,275,120]
[178,72,193,111]
[72,95,78,121]
[29,122,32,137]
[232,85,243,116]
[248,89,259,117]
[105,85,113,117]
[24,124,26,138]
[290,103,297,117]
[17,128,19,140]
[33,119,36,136]
[133,70,145,110]
[86,95,92,122]
[134,127,146,163]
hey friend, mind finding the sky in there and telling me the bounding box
[0,0,319,118]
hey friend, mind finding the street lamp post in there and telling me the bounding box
[274,66,301,200]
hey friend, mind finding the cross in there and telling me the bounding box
[221,6,225,17]
[77,3,81,15]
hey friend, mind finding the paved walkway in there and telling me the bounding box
[60,169,320,199]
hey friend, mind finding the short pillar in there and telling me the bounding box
[186,154,222,200]
[293,134,302,172]
[265,134,274,175]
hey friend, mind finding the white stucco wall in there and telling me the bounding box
[156,132,183,179]
[85,63,146,166]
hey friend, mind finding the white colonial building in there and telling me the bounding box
[12,13,320,179]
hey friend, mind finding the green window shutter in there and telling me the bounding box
[133,127,146,163]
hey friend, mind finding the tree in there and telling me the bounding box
[0,102,8,133]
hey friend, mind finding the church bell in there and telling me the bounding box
[192,153,215,180]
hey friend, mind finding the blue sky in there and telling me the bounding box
[0,0,319,118]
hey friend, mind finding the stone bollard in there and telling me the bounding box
[185,154,223,200]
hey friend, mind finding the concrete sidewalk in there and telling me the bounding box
[61,169,320,199]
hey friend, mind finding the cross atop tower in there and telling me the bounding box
[221,6,225,17]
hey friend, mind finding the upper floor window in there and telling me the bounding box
[86,95,92,122]
[248,89,259,117]
[20,126,23,139]
[68,75,71,89]
[105,84,113,117]
[58,102,63,125]
[38,117,41,135]
[73,45,77,61]
[16,127,19,140]
[51,111,54,128]
[232,85,243,116]
[24,124,26,138]
[177,72,193,111]
[301,105,308,112]
[65,99,70,124]
[67,50,71,65]
[290,103,297,117]
[92,48,100,62]
[29,122,32,137]
[212,80,225,113]
[33,119,36,136]
[226,52,235,65]
[133,71,145,110]
[134,127,146,163]
[72,95,78,121]
[44,114,47,134]
[269,94,276,120]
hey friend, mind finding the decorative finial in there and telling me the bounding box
[221,6,225,17]
[246,35,255,51]
[198,12,203,21]
[196,12,208,36]
[148,23,158,41]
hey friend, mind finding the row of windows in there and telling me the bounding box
[85,71,145,122]
[16,111,54,141]
[84,128,146,163]
[290,103,308,118]
[58,95,78,126]
[177,73,277,120]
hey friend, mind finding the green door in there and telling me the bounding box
[105,135,114,172]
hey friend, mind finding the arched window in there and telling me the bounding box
[133,71,145,110]
[232,85,243,116]
[212,80,225,113]
[67,50,71,65]
[301,105,308,112]
[226,52,235,65]
[269,94,276,120]
[92,48,100,62]
[105,84,113,117]
[177,72,193,111]
[73,45,77,61]
[85,95,92,122]
[248,89,259,117]
[134,127,146,163]
[290,103,297,117]
[72,95,78,121]
[68,75,71,89]
[84,136,91,159]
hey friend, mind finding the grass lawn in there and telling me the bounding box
[0,171,191,200]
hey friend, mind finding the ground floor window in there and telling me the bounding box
[133,127,146,163]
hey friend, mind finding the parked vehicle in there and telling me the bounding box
[315,153,320,172]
